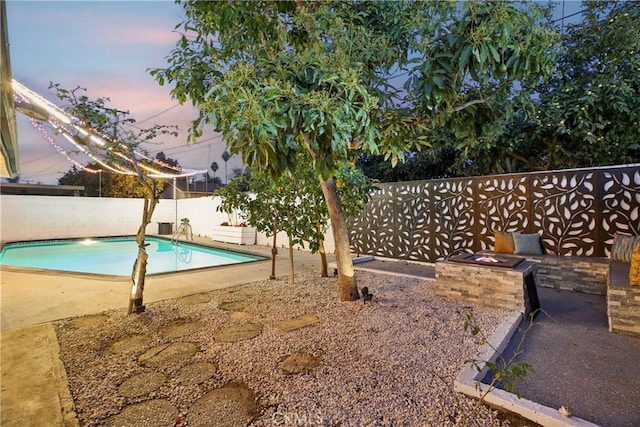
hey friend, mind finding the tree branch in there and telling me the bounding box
[451,98,489,112]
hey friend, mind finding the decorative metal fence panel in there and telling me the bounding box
[349,165,640,262]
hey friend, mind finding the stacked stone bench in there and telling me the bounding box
[480,251,639,337]
[479,252,609,295]
[607,261,640,337]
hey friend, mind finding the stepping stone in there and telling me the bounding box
[278,353,322,374]
[218,301,248,312]
[179,293,211,305]
[214,323,262,343]
[118,372,167,398]
[175,362,218,386]
[274,314,320,332]
[106,334,153,355]
[139,342,198,369]
[229,311,251,320]
[104,399,178,427]
[67,314,109,329]
[159,319,203,338]
[188,383,257,427]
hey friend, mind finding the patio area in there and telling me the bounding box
[2,240,640,426]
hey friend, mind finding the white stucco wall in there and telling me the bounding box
[0,194,336,253]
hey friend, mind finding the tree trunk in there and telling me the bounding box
[288,233,295,284]
[128,195,158,314]
[316,223,328,277]
[319,176,359,301]
[270,217,278,280]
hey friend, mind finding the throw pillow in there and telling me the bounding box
[630,245,640,286]
[513,233,543,255]
[610,233,640,264]
[494,230,515,254]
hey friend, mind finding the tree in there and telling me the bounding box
[218,158,374,280]
[529,1,640,169]
[50,84,180,314]
[210,161,218,182]
[59,154,179,197]
[216,168,286,280]
[151,0,557,301]
[221,150,230,184]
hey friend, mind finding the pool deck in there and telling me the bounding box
[1,236,327,426]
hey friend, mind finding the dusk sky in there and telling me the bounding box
[6,0,235,185]
[6,1,583,185]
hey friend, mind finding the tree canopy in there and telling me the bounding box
[151,0,557,174]
[530,1,640,169]
[151,0,558,299]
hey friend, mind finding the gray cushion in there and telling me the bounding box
[610,233,640,264]
[608,261,631,288]
[513,233,543,255]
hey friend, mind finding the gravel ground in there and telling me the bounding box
[55,271,513,426]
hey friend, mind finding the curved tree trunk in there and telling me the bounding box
[128,190,159,314]
[319,176,359,301]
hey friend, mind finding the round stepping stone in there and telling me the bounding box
[67,314,109,329]
[139,342,198,369]
[188,384,257,427]
[229,311,251,320]
[118,372,167,398]
[279,353,322,374]
[106,334,153,355]
[104,399,177,427]
[159,319,203,338]
[179,293,211,305]
[214,323,262,343]
[274,314,320,332]
[218,301,248,312]
[175,362,218,386]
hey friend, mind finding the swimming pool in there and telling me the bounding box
[0,237,265,276]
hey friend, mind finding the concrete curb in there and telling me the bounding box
[329,256,436,281]
[454,313,600,427]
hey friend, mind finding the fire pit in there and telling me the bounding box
[435,253,539,317]
[447,253,525,269]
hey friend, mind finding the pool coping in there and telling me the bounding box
[0,235,268,279]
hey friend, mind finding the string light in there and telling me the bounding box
[13,79,209,179]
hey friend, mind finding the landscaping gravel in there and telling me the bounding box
[55,271,513,426]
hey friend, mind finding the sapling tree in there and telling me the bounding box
[49,84,182,314]
[217,169,288,279]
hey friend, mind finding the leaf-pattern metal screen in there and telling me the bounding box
[348,165,640,262]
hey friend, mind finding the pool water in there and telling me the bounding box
[0,237,264,276]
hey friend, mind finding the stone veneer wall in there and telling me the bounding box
[523,255,609,295]
[607,263,640,337]
[435,261,537,314]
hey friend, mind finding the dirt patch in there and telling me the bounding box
[104,399,177,427]
[118,372,167,398]
[214,323,262,343]
[139,342,198,369]
[67,314,109,329]
[278,353,322,374]
[105,334,153,355]
[187,383,257,427]
[178,293,211,305]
